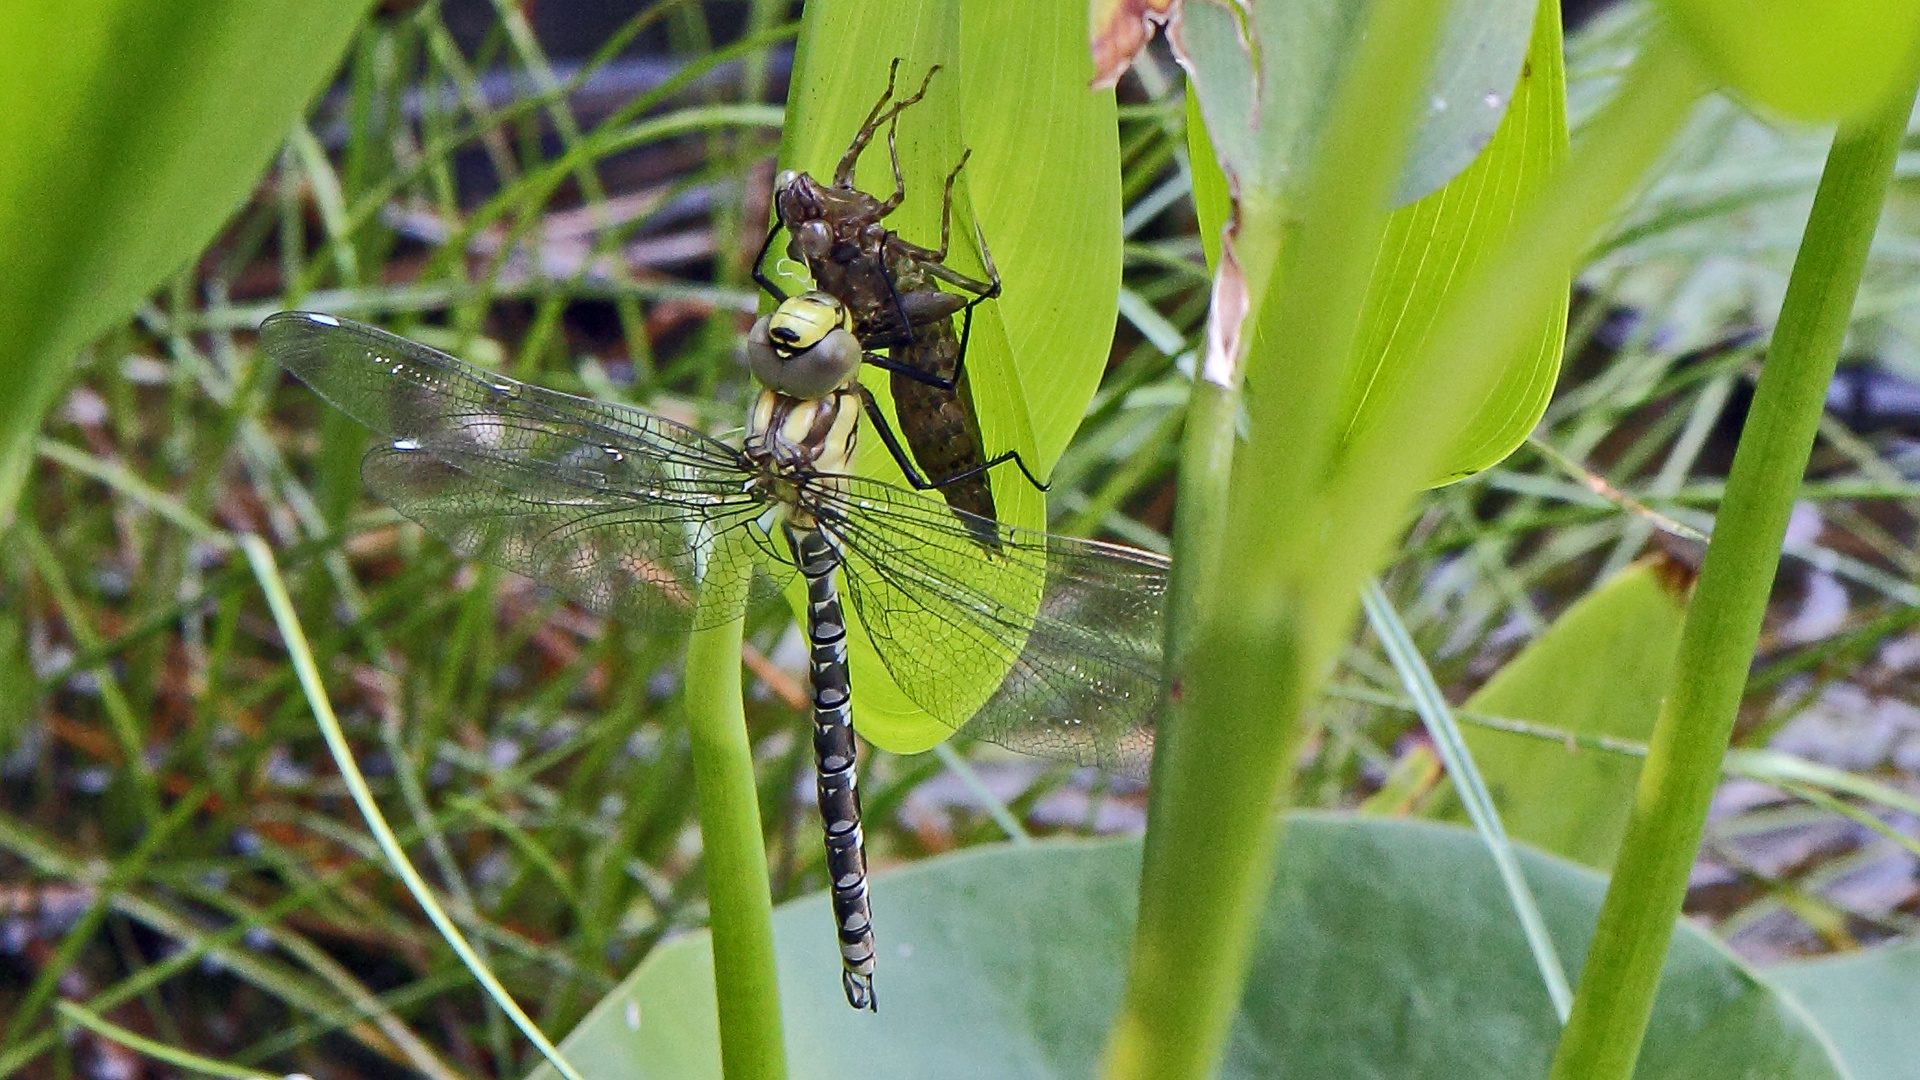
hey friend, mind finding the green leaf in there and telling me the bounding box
[776,0,1120,753]
[959,0,1122,472]
[1173,0,1538,205]
[1335,0,1569,483]
[1769,941,1920,1079]
[540,816,1845,1079]
[1432,556,1691,869]
[0,0,374,525]
[1659,0,1920,122]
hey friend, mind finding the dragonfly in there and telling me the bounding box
[258,307,1166,1011]
[753,60,1045,545]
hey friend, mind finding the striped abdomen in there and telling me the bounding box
[788,525,875,1011]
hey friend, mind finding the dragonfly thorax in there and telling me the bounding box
[744,385,860,528]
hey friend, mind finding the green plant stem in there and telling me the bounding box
[1107,1,1449,1076]
[1545,58,1920,1080]
[1162,379,1240,671]
[55,1001,278,1080]
[683,609,786,1080]
[1115,15,1715,1080]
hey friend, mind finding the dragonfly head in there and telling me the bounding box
[748,291,862,399]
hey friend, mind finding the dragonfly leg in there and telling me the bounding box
[893,221,1002,301]
[860,288,977,394]
[921,229,1002,299]
[750,220,790,302]
[837,60,940,198]
[856,386,1050,493]
[835,58,900,188]
[879,114,908,215]
[930,148,972,262]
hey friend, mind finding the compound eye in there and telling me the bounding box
[860,223,888,248]
[746,314,783,388]
[791,219,831,260]
[774,169,798,193]
[797,327,862,392]
[746,307,862,398]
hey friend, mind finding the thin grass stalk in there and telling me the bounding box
[682,600,786,1080]
[55,1001,279,1080]
[1544,57,1920,1080]
[1361,581,1573,1020]
[242,536,586,1080]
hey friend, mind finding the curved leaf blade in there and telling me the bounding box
[0,0,373,523]
[1173,0,1537,206]
[1769,940,1920,1079]
[1433,555,1692,869]
[1335,0,1569,483]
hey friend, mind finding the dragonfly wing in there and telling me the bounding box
[827,477,1166,778]
[361,446,769,631]
[261,311,774,631]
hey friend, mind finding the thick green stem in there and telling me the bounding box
[1162,379,1240,673]
[1546,59,1920,1080]
[1115,12,1716,1080]
[1105,0,1448,1075]
[683,611,786,1080]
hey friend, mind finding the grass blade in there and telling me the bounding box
[1361,581,1574,1021]
[240,534,587,1080]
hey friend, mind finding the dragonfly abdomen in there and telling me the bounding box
[789,525,876,1011]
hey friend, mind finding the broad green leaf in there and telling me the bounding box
[959,0,1122,473]
[1335,0,1569,483]
[539,816,1845,1079]
[1769,940,1920,1079]
[1173,0,1537,206]
[1432,556,1691,869]
[1659,0,1920,122]
[1177,0,1566,483]
[0,0,374,525]
[776,0,1120,753]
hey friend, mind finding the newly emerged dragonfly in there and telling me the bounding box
[754,60,1044,544]
[259,308,1165,1011]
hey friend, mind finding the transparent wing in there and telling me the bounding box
[260,311,779,631]
[820,477,1167,778]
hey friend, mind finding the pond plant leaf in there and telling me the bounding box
[1432,555,1693,869]
[1768,940,1920,1080]
[538,816,1846,1080]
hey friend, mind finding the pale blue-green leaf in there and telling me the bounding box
[1172,0,1536,205]
[538,816,1846,1079]
[1769,940,1920,1080]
